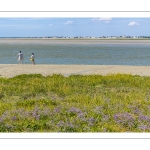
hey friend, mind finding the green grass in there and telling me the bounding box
[0,73,150,132]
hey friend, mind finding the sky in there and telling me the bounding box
[0,18,150,37]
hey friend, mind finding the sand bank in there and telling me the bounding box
[0,39,150,45]
[0,64,150,78]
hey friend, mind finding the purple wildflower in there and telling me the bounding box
[40,108,51,116]
[32,107,40,120]
[1,111,9,120]
[138,115,150,122]
[0,111,10,123]
[127,122,135,128]
[21,111,30,119]
[88,117,95,123]
[66,122,75,128]
[53,107,61,114]
[87,117,96,126]
[132,108,142,115]
[77,112,87,121]
[114,112,135,127]
[11,108,30,119]
[32,112,40,120]
[11,116,17,121]
[78,112,85,118]
[128,105,142,115]
[57,121,65,127]
[68,107,82,114]
[138,124,149,131]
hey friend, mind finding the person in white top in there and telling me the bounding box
[17,51,23,64]
[30,53,35,65]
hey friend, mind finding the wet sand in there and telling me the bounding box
[0,64,150,78]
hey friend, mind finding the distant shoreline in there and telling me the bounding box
[1,37,150,40]
[0,38,150,45]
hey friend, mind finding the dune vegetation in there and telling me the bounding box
[0,73,150,132]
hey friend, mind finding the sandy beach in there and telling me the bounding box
[0,64,150,78]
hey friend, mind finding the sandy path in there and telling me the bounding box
[0,64,150,78]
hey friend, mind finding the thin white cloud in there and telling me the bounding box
[128,22,139,26]
[64,21,74,25]
[91,17,112,23]
[48,24,53,26]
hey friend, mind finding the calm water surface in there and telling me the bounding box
[0,41,150,66]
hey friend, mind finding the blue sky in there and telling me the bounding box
[0,18,150,37]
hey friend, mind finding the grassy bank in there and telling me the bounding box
[0,73,150,132]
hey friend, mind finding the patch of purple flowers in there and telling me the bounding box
[31,106,52,120]
[56,121,76,130]
[53,107,62,114]
[5,124,14,130]
[68,107,82,114]
[132,108,142,115]
[11,108,30,119]
[66,122,75,128]
[138,124,149,131]
[11,116,17,121]
[57,121,65,127]
[138,115,150,122]
[0,111,10,123]
[114,112,135,127]
[32,107,40,120]
[77,112,87,121]
[87,117,96,126]
[40,108,51,116]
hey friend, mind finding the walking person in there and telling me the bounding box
[30,53,35,65]
[17,51,24,65]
